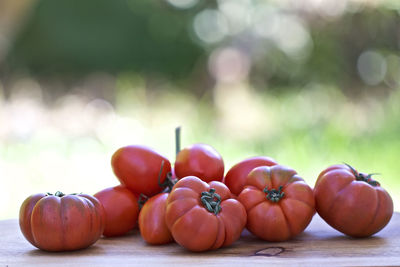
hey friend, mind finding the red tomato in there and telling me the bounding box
[94,185,140,237]
[238,165,315,241]
[174,143,224,182]
[314,164,393,237]
[111,145,171,197]
[224,156,278,196]
[165,176,246,252]
[138,193,173,245]
[19,192,105,251]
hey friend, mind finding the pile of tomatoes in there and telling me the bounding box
[19,129,394,252]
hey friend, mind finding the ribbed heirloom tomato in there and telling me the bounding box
[314,164,393,237]
[224,156,278,196]
[111,145,171,197]
[19,192,105,251]
[94,185,139,237]
[174,143,224,182]
[165,176,246,252]
[238,165,315,241]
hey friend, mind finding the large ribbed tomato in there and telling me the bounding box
[314,164,393,237]
[111,145,171,197]
[174,143,224,182]
[238,165,315,242]
[165,176,246,252]
[19,192,105,251]
[94,185,139,237]
[224,156,278,196]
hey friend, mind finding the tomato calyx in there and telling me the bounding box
[46,191,66,197]
[200,188,222,215]
[138,193,149,209]
[263,186,285,203]
[345,163,380,187]
[158,161,176,193]
[159,172,176,193]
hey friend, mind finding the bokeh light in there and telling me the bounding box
[166,0,199,9]
[193,9,229,44]
[357,50,387,86]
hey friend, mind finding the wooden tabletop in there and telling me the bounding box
[1,213,399,266]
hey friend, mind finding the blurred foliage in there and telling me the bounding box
[3,0,400,94]
[5,0,205,79]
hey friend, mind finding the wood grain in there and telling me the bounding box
[1,213,399,266]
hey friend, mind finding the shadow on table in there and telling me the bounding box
[25,244,106,257]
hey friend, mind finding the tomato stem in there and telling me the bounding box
[138,193,149,209]
[175,126,181,156]
[263,186,285,202]
[47,191,66,197]
[201,188,221,215]
[157,160,176,193]
[344,163,380,186]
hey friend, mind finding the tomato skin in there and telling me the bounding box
[19,193,105,251]
[174,143,224,183]
[138,193,173,245]
[111,145,171,197]
[224,156,278,196]
[94,185,139,237]
[165,176,246,252]
[314,164,393,237]
[238,165,315,242]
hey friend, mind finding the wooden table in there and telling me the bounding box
[1,213,399,266]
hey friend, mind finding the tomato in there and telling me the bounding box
[94,185,139,237]
[314,164,393,237]
[138,161,175,245]
[19,192,105,251]
[139,193,173,245]
[165,176,246,252]
[238,165,315,241]
[111,145,171,197]
[224,156,278,196]
[174,143,224,182]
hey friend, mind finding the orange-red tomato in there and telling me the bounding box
[111,145,171,197]
[165,176,246,252]
[138,193,173,245]
[224,156,278,196]
[19,192,105,251]
[174,143,224,182]
[238,165,315,241]
[94,185,139,237]
[314,164,393,237]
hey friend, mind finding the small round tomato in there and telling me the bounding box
[165,176,246,252]
[94,185,139,237]
[139,193,173,245]
[238,165,315,242]
[111,145,171,197]
[224,156,278,196]
[174,143,224,182]
[19,192,105,251]
[314,164,393,237]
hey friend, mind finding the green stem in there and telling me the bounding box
[138,193,149,209]
[200,188,221,215]
[344,163,380,186]
[263,186,285,202]
[175,126,181,156]
[51,191,65,197]
[157,160,176,193]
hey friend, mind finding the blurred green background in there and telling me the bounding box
[0,0,399,219]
